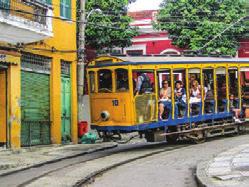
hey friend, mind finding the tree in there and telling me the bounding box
[85,0,138,52]
[154,0,248,56]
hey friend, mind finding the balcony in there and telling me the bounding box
[0,0,53,44]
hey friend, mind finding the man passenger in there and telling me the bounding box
[175,80,186,118]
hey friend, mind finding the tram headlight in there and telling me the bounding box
[100,111,110,121]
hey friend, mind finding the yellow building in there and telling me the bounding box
[0,0,78,149]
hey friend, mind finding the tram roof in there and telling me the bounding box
[88,55,249,67]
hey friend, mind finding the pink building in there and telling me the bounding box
[126,10,249,57]
[124,10,181,55]
[239,39,249,58]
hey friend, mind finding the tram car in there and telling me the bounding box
[87,55,249,143]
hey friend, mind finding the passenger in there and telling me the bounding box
[218,82,227,99]
[117,72,128,91]
[99,72,112,91]
[134,73,152,95]
[159,80,172,120]
[204,81,213,113]
[189,80,201,103]
[190,74,196,87]
[175,80,186,118]
[230,94,242,123]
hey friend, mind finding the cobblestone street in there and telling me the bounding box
[90,135,249,187]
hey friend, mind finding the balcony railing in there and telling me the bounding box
[0,0,49,25]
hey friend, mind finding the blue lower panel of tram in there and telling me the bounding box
[92,112,233,132]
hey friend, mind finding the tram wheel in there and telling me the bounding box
[166,126,178,144]
[191,131,206,144]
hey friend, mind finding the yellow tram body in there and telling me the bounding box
[87,55,249,139]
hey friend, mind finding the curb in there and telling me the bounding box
[0,143,118,177]
[196,161,210,187]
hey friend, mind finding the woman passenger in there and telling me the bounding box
[190,80,201,103]
[159,80,171,120]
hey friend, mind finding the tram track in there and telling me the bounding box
[0,141,191,187]
[74,143,189,187]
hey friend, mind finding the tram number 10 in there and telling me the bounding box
[112,99,119,106]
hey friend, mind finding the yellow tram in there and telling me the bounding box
[87,55,249,142]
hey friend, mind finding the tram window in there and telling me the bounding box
[216,67,227,112]
[240,68,249,105]
[173,69,187,118]
[89,71,95,93]
[158,70,172,120]
[116,69,129,92]
[203,69,215,114]
[228,68,238,98]
[189,69,201,116]
[133,71,155,95]
[98,69,112,93]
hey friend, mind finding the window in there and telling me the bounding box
[133,71,155,95]
[37,0,52,5]
[173,69,187,118]
[216,67,227,112]
[116,69,129,92]
[189,69,201,116]
[60,0,71,19]
[203,68,215,114]
[89,71,95,93]
[98,69,112,93]
[240,67,249,105]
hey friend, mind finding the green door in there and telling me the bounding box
[21,71,50,146]
[61,76,71,142]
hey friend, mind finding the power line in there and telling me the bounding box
[197,16,248,52]
[0,6,136,31]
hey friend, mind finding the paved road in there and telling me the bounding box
[0,141,174,187]
[90,134,249,187]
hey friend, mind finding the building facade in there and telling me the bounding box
[124,10,181,56]
[0,0,78,149]
[126,10,249,57]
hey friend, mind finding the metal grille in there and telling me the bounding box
[21,70,50,146]
[21,120,51,146]
[135,94,156,124]
[61,60,71,76]
[21,52,51,73]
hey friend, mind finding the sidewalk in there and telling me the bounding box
[0,142,117,176]
[196,144,249,187]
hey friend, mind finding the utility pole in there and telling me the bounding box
[77,0,86,121]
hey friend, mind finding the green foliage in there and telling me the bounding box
[85,0,138,51]
[154,0,248,56]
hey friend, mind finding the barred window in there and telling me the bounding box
[21,52,51,74]
[61,60,71,76]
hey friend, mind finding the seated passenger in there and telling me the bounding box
[175,80,186,118]
[230,94,242,123]
[159,80,172,120]
[190,80,201,103]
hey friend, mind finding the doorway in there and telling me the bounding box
[61,61,71,143]
[0,67,7,146]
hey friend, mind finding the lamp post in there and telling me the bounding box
[77,1,102,121]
